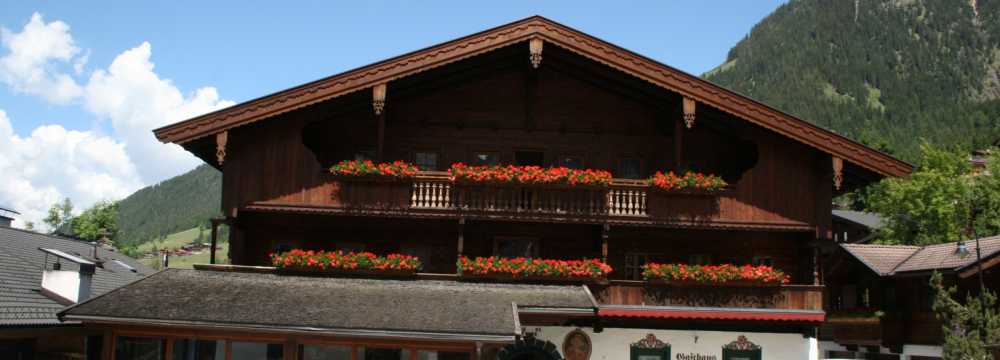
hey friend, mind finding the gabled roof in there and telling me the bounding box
[60,269,593,339]
[841,236,1000,276]
[0,226,154,327]
[153,16,911,178]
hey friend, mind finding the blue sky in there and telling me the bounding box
[0,1,786,226]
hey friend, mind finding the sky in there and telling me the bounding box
[0,1,786,228]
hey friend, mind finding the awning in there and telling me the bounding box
[599,305,825,323]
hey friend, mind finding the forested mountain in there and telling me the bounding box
[705,0,1000,161]
[116,165,221,246]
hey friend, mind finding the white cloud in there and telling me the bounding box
[0,13,234,228]
[83,42,234,181]
[0,12,83,104]
[0,110,143,229]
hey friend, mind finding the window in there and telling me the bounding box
[471,152,499,166]
[300,345,352,360]
[515,151,544,166]
[494,237,538,258]
[559,156,585,169]
[414,152,439,171]
[360,347,403,360]
[624,253,650,281]
[416,350,471,360]
[172,339,225,360]
[618,158,642,179]
[354,150,376,161]
[688,254,712,266]
[116,337,166,360]
[630,334,670,360]
[230,341,283,360]
[751,256,773,267]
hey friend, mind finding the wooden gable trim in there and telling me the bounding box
[153,16,912,178]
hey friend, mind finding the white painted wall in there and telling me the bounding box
[532,326,817,360]
[41,269,83,304]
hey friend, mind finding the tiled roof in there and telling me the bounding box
[841,236,1000,276]
[62,269,593,337]
[893,236,1000,273]
[0,226,154,326]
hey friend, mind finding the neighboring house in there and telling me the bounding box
[831,210,884,243]
[821,238,1000,359]
[0,221,154,359]
[60,16,912,360]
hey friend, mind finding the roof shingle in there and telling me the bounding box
[61,269,593,336]
[841,236,1000,276]
[0,227,154,326]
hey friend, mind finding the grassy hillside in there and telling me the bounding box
[138,226,230,269]
[705,0,1000,162]
[116,164,222,246]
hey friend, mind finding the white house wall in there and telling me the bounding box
[532,326,818,360]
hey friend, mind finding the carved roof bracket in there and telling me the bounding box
[372,83,387,116]
[833,156,844,190]
[683,97,696,129]
[529,38,543,69]
[215,131,228,166]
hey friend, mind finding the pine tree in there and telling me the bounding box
[931,272,1000,359]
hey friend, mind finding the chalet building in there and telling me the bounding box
[821,239,1000,359]
[0,218,153,359]
[60,17,912,360]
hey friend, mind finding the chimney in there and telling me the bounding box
[39,248,96,305]
[0,207,19,228]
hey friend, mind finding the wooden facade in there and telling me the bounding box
[126,16,914,360]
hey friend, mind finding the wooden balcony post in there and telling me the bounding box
[210,219,219,264]
[601,224,609,263]
[457,217,466,258]
[674,114,684,170]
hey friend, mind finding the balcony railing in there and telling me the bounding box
[409,174,649,216]
[589,281,823,311]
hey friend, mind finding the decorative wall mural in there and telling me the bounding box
[562,329,592,360]
[723,335,760,351]
[630,333,670,360]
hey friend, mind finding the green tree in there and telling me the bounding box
[23,221,35,231]
[42,198,74,232]
[71,201,120,243]
[864,144,974,245]
[931,272,999,359]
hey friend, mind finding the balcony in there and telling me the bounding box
[590,281,823,311]
[327,171,728,225]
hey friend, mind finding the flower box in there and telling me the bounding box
[329,160,419,181]
[449,164,613,188]
[457,256,612,282]
[646,171,727,192]
[271,250,422,276]
[641,263,789,287]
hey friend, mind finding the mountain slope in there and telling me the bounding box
[704,0,1000,161]
[116,165,221,246]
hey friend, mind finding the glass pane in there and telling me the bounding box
[172,339,225,360]
[415,152,438,171]
[362,347,403,360]
[231,341,283,360]
[560,156,584,169]
[116,336,165,360]
[300,344,352,360]
[515,151,544,166]
[638,356,662,360]
[619,159,641,179]
[417,350,469,360]
[472,153,499,166]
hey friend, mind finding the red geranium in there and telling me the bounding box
[641,263,789,285]
[646,171,726,191]
[270,249,423,272]
[457,256,612,279]
[329,160,419,179]
[449,163,612,187]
